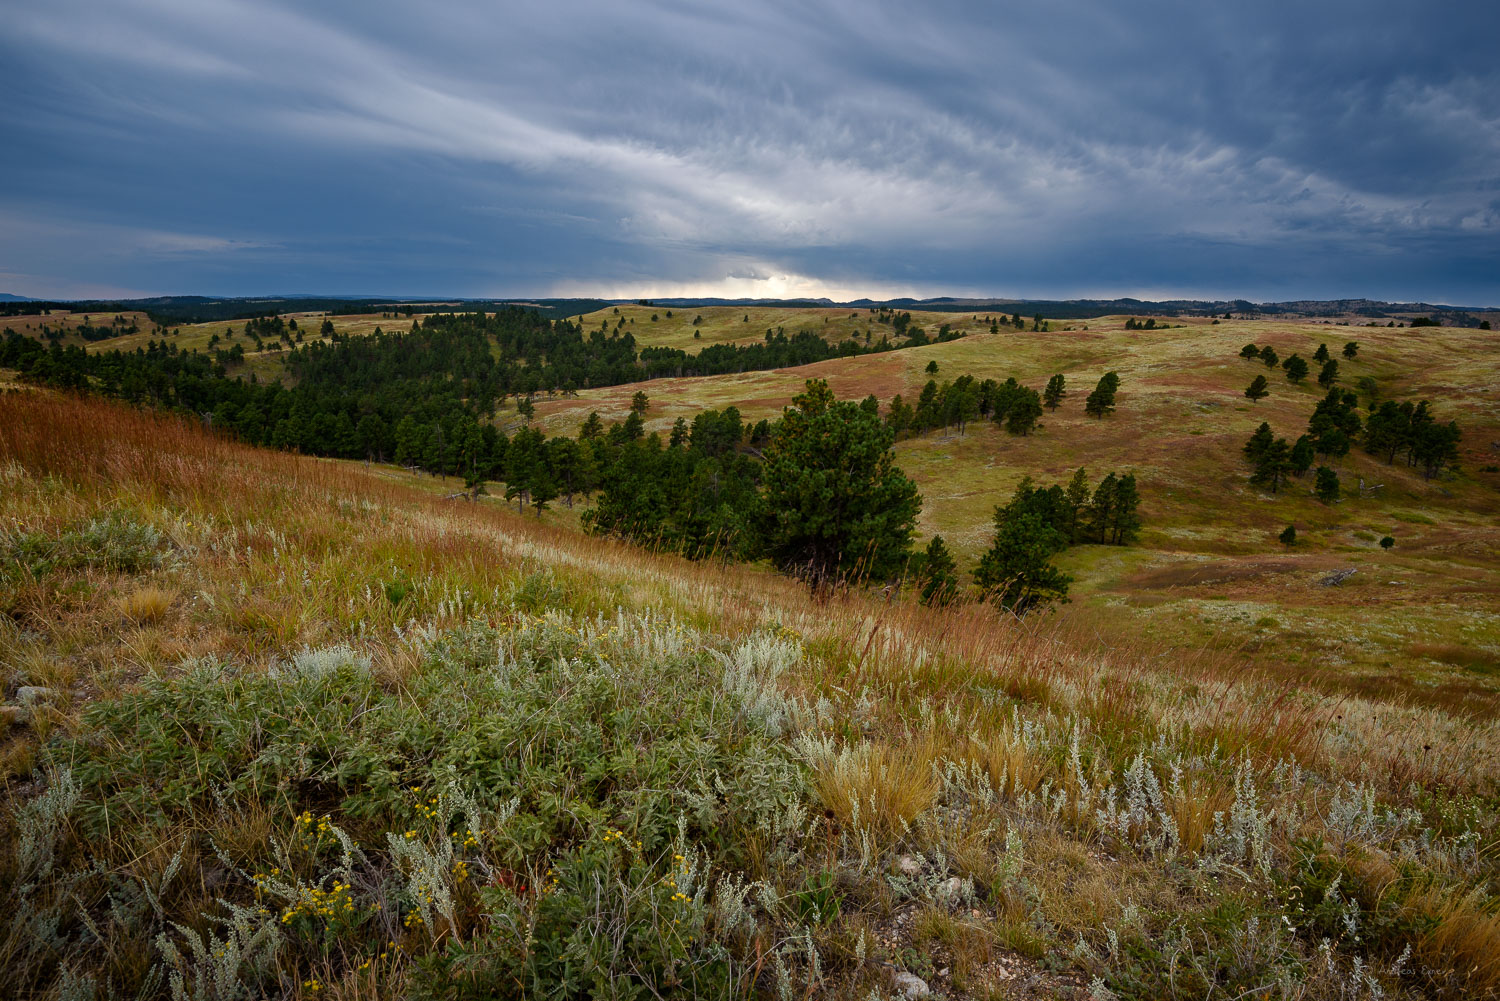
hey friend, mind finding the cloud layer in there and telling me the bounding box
[2,0,1497,302]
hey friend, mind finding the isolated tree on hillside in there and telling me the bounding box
[918,535,959,606]
[1240,343,1260,359]
[1342,341,1359,358]
[1379,535,1394,550]
[1279,524,1297,546]
[1260,346,1280,368]
[630,390,650,416]
[1318,359,1339,387]
[1043,373,1066,409]
[1245,374,1270,403]
[1283,354,1309,383]
[1084,372,1120,418]
[1314,343,1331,363]
[760,378,920,588]
[925,359,939,375]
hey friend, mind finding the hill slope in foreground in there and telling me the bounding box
[3,391,1500,999]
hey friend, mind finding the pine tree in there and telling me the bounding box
[918,535,959,606]
[1314,343,1330,363]
[1085,472,1118,543]
[1279,524,1297,546]
[1283,354,1309,383]
[1379,535,1394,550]
[1084,372,1119,418]
[760,379,921,588]
[1251,438,1293,493]
[1342,341,1359,358]
[1289,435,1316,476]
[1240,343,1260,359]
[1108,473,1141,544]
[1314,466,1340,503]
[1317,359,1339,387]
[973,512,1072,613]
[1064,467,1092,543]
[1245,374,1270,402]
[1004,387,1043,435]
[579,411,604,440]
[1260,346,1279,368]
[1043,373,1066,409]
[1243,422,1274,462]
[630,390,650,416]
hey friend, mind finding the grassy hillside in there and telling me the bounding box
[533,316,1500,713]
[2,390,1500,999]
[2,309,422,384]
[572,304,1013,353]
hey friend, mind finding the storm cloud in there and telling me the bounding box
[2,0,1496,302]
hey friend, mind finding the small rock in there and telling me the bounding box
[17,686,56,705]
[891,971,930,999]
[936,876,964,902]
[897,855,923,876]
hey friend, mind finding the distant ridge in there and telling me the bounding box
[621,295,1498,319]
[3,293,1495,323]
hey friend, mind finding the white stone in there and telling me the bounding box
[891,971,930,998]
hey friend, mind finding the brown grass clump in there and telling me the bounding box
[1166,773,1237,854]
[115,585,175,625]
[805,739,939,844]
[1410,885,1500,998]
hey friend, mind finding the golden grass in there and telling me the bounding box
[805,739,940,844]
[115,585,175,624]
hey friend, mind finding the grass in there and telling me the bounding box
[573,303,1015,354]
[2,348,1500,997]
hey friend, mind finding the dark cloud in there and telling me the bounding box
[1,0,1495,301]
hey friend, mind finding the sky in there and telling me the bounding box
[1,0,1497,304]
